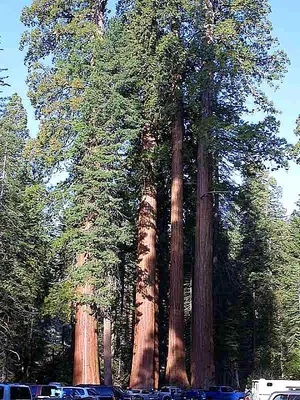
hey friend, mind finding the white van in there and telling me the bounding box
[0,384,32,400]
[252,380,300,400]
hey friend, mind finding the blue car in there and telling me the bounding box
[205,386,245,400]
[183,390,206,400]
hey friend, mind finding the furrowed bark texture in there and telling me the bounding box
[103,317,112,385]
[73,254,100,384]
[154,265,159,389]
[191,136,214,387]
[130,125,157,389]
[191,0,215,387]
[166,106,189,387]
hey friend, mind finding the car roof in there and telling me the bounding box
[162,387,178,389]
[63,387,83,390]
[0,384,30,387]
[77,385,112,387]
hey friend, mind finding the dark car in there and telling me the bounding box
[183,390,206,400]
[76,386,130,400]
[0,384,32,400]
[57,386,102,400]
[158,387,184,400]
[113,387,132,400]
[127,390,158,400]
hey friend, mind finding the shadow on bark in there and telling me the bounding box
[130,330,157,389]
[130,188,158,389]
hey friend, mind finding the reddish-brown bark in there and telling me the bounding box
[191,139,214,388]
[166,106,189,387]
[191,93,215,388]
[154,265,159,389]
[191,0,215,387]
[73,254,100,384]
[130,125,157,389]
[103,317,112,385]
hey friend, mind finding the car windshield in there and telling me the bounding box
[160,388,170,393]
[41,387,56,397]
[62,389,73,396]
[90,388,113,396]
[132,391,141,394]
[221,388,233,393]
[10,387,32,400]
[209,388,219,393]
[87,390,97,396]
[273,396,288,400]
[74,390,84,396]
[141,391,149,395]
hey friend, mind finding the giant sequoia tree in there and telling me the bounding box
[21,0,109,384]
[188,0,289,386]
[121,0,162,388]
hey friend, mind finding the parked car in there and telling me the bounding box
[57,387,99,400]
[157,387,183,400]
[113,387,132,400]
[28,385,59,399]
[205,386,245,400]
[183,389,206,400]
[267,391,300,400]
[127,389,158,400]
[76,385,129,400]
[0,384,32,400]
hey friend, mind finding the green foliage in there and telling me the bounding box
[18,0,298,387]
[0,94,52,380]
[214,170,300,385]
[20,0,103,171]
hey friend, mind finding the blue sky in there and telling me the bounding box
[0,0,299,214]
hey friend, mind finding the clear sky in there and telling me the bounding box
[0,0,299,214]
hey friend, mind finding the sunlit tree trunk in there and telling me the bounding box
[130,125,157,389]
[154,266,159,389]
[73,254,100,384]
[166,104,189,387]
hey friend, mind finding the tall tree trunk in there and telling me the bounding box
[73,0,107,385]
[104,317,112,385]
[130,125,157,389]
[73,254,100,384]
[154,266,159,389]
[191,0,215,388]
[157,170,170,386]
[191,136,214,388]
[166,105,189,387]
